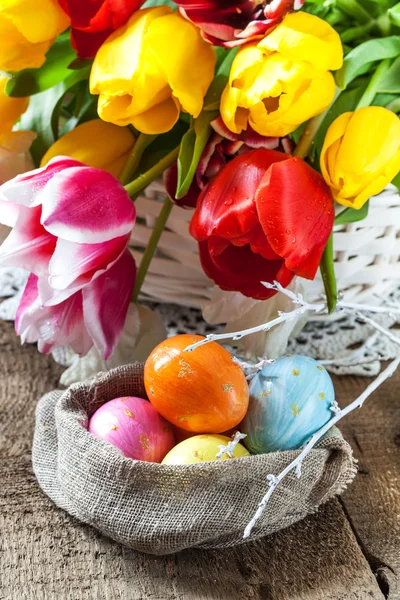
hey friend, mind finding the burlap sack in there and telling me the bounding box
[32,363,357,555]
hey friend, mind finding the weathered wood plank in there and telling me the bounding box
[0,320,385,600]
[336,371,400,598]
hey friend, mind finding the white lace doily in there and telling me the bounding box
[1,266,399,377]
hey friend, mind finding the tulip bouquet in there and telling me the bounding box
[1,0,400,367]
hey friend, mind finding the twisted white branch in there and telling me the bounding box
[184,281,400,353]
[243,357,400,539]
[216,431,247,459]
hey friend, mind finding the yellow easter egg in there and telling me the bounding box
[161,434,250,465]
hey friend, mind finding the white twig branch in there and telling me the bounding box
[184,281,400,353]
[216,431,247,459]
[185,282,326,352]
[243,357,400,539]
[232,356,275,380]
[355,312,400,349]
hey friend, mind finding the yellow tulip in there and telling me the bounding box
[0,75,29,133]
[41,119,136,178]
[220,12,343,138]
[0,0,70,72]
[90,7,216,135]
[320,107,400,210]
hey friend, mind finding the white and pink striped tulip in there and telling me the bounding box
[0,157,137,359]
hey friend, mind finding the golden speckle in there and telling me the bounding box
[292,369,300,376]
[317,365,324,371]
[291,403,301,417]
[192,449,204,460]
[222,383,234,392]
[124,409,135,418]
[178,415,190,423]
[119,397,128,402]
[111,425,118,431]
[139,434,150,450]
[178,360,195,379]
[318,392,326,400]
[259,390,272,398]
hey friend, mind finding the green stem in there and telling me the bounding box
[356,59,392,109]
[320,234,337,314]
[386,97,400,113]
[293,113,327,159]
[124,146,180,199]
[132,197,173,302]
[293,89,340,160]
[119,133,156,185]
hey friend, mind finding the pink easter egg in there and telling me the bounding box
[88,396,175,463]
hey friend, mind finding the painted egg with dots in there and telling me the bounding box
[161,434,250,465]
[88,396,175,463]
[144,334,249,433]
[241,355,335,454]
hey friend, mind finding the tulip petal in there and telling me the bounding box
[40,119,135,178]
[16,274,93,357]
[256,157,334,279]
[0,200,19,227]
[146,13,216,119]
[0,205,56,275]
[0,157,81,208]
[83,250,136,359]
[190,148,289,241]
[44,234,131,303]
[40,166,136,243]
[199,238,293,300]
[258,12,343,72]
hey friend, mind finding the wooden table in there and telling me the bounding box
[0,318,399,599]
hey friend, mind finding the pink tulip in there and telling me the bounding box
[0,157,137,358]
[16,251,136,359]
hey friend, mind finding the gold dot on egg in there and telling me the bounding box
[291,403,301,417]
[139,434,150,450]
[317,365,324,371]
[292,369,300,376]
[318,392,326,400]
[111,425,118,431]
[124,409,135,418]
[222,383,234,392]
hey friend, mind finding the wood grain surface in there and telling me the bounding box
[0,319,398,599]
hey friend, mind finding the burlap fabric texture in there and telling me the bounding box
[32,363,357,555]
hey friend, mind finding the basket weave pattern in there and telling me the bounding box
[129,183,400,308]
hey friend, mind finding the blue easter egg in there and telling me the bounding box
[241,355,334,454]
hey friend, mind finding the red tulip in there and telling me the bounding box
[175,0,304,47]
[165,117,292,208]
[58,0,144,59]
[189,149,334,300]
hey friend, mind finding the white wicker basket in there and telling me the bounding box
[130,182,400,309]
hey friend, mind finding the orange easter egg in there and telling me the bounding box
[144,334,249,433]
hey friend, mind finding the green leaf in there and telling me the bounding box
[334,201,369,226]
[142,0,176,6]
[388,3,400,26]
[376,55,400,93]
[203,48,239,111]
[391,171,400,192]
[336,0,370,23]
[336,37,400,89]
[5,36,85,97]
[18,71,91,165]
[176,110,218,198]
[320,234,337,314]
